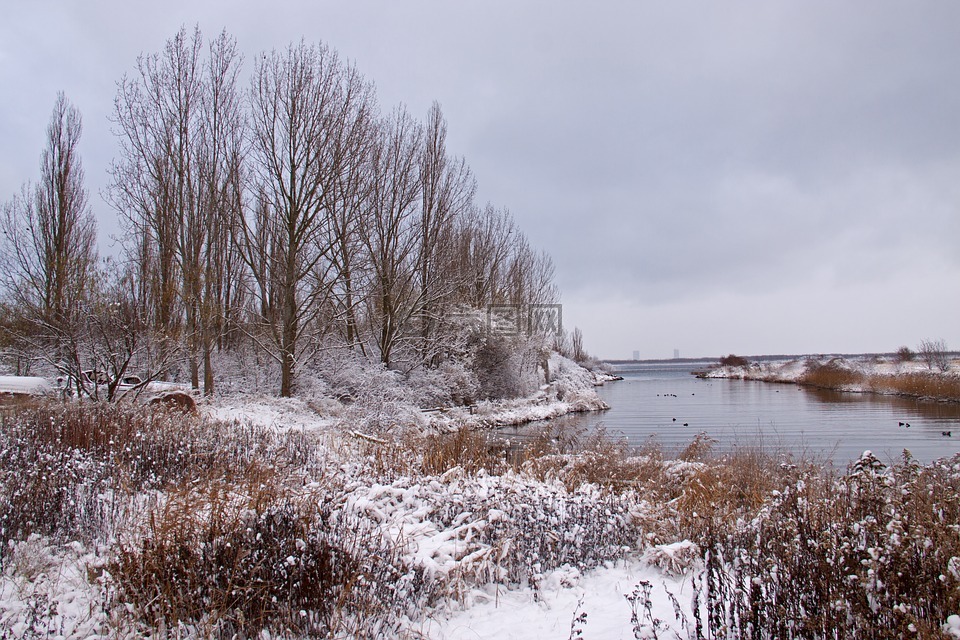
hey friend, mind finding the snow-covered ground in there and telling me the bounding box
[420,559,692,639]
[0,538,109,638]
[0,544,693,640]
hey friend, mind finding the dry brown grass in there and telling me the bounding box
[100,426,432,637]
[798,360,960,401]
[868,371,960,400]
[798,360,865,389]
[108,473,360,637]
[516,427,669,493]
[675,447,795,539]
[420,427,508,476]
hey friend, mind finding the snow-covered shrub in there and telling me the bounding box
[406,360,479,408]
[206,343,280,395]
[341,469,643,602]
[470,334,543,400]
[308,348,404,404]
[108,474,435,639]
[4,534,58,584]
[689,450,960,639]
[0,411,116,561]
[644,540,701,577]
[548,352,593,396]
[342,397,429,436]
[946,614,960,639]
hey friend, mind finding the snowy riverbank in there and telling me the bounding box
[701,353,960,401]
[205,353,611,437]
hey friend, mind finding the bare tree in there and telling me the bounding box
[0,93,98,327]
[195,31,246,394]
[111,27,245,394]
[361,106,424,368]
[570,327,586,363]
[452,204,515,308]
[918,338,950,373]
[415,102,476,365]
[110,27,201,379]
[321,72,377,354]
[241,41,371,396]
[505,234,559,308]
[0,93,98,382]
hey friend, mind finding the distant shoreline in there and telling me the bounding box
[605,351,960,366]
[697,354,960,403]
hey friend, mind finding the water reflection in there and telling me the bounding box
[804,386,960,422]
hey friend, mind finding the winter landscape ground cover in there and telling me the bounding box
[2,354,960,639]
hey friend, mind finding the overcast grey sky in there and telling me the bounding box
[2,1,959,359]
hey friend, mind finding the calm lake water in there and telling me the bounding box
[512,361,960,465]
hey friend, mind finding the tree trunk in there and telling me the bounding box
[203,344,214,396]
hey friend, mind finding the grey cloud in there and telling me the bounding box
[2,0,958,356]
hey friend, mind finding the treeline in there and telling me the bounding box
[0,27,561,399]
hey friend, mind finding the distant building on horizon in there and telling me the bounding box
[632,350,640,361]
[674,349,680,360]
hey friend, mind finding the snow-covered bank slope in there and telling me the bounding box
[205,352,610,435]
[425,354,610,430]
[701,357,811,382]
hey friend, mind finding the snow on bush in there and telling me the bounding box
[340,468,644,605]
[688,450,960,638]
[643,540,701,577]
[946,614,960,639]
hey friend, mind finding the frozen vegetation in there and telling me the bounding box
[2,357,960,638]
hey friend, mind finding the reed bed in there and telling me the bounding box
[799,361,960,401]
[868,371,960,400]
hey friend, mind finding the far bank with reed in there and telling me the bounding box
[701,354,960,402]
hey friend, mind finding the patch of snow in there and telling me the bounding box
[420,559,692,639]
[204,393,336,432]
[0,376,53,396]
[0,537,109,638]
[944,613,960,639]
